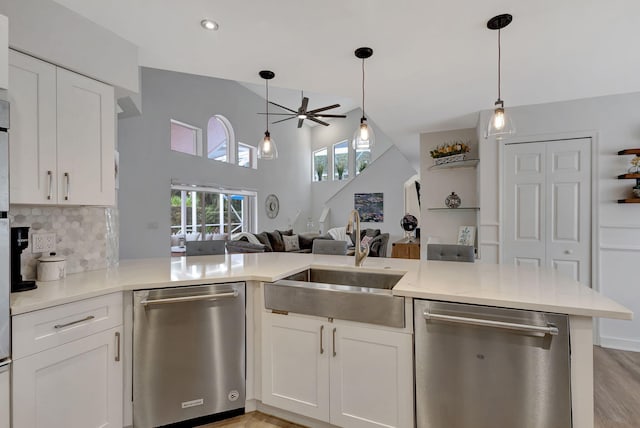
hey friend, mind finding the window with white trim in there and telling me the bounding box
[355,147,371,175]
[333,140,349,180]
[170,184,257,247]
[207,115,235,163]
[237,142,257,169]
[170,120,202,156]
[313,148,328,182]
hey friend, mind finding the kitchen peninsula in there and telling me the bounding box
[9,253,632,428]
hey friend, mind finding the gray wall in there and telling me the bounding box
[118,67,311,259]
[477,91,640,352]
[0,0,139,92]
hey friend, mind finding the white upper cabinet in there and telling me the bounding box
[0,15,8,90]
[8,50,115,206]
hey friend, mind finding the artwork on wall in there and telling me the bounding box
[354,193,384,222]
[457,226,476,246]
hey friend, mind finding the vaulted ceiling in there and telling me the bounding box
[53,0,640,167]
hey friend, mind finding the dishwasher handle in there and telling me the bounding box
[423,311,559,336]
[141,290,238,306]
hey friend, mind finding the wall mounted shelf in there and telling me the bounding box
[617,149,640,203]
[428,159,479,171]
[428,207,480,211]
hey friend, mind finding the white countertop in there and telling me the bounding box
[10,253,633,320]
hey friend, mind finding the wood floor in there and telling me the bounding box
[201,346,640,428]
[594,346,640,428]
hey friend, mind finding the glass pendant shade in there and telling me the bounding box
[486,100,515,139]
[352,117,375,150]
[258,131,277,160]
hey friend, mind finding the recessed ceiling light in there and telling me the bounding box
[200,19,219,31]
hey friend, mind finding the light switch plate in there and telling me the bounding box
[32,232,56,253]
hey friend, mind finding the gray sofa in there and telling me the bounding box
[226,230,329,254]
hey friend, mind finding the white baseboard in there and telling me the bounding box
[599,336,640,352]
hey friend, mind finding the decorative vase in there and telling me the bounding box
[633,186,640,199]
[445,192,461,208]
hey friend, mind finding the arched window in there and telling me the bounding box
[207,115,235,163]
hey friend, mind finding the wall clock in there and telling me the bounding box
[265,194,279,219]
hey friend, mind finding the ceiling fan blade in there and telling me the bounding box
[272,116,296,124]
[298,118,305,128]
[309,117,330,126]
[300,97,309,114]
[257,112,296,116]
[313,114,347,118]
[308,104,341,114]
[269,101,297,113]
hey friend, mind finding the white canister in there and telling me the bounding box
[37,253,66,282]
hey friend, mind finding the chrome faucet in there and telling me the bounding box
[346,209,369,267]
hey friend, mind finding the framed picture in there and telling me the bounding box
[457,226,476,246]
[354,193,384,222]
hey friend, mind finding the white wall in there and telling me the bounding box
[419,128,479,258]
[0,0,139,92]
[478,92,640,351]
[118,67,311,259]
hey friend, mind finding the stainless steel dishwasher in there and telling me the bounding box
[133,283,245,428]
[414,300,572,428]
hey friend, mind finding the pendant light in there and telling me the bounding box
[258,70,278,160]
[486,14,515,139]
[353,47,375,150]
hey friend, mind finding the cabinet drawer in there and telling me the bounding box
[12,292,123,359]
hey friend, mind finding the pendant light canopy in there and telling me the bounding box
[353,47,375,150]
[258,70,278,160]
[486,14,515,139]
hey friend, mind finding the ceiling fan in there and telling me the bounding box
[260,91,347,128]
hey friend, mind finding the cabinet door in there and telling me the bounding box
[8,50,58,204]
[56,68,115,206]
[12,327,123,428]
[330,324,413,428]
[262,312,330,422]
[0,365,9,428]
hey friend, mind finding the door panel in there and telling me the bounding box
[504,138,591,285]
[516,183,541,240]
[261,313,329,422]
[8,51,57,204]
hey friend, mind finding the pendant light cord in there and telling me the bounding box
[361,58,366,118]
[497,28,501,101]
[265,79,269,131]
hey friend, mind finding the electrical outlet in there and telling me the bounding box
[32,232,56,253]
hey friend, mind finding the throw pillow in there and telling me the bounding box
[254,232,274,252]
[283,234,300,252]
[278,229,293,237]
[266,230,286,252]
[360,235,373,249]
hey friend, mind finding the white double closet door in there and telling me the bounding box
[503,138,591,286]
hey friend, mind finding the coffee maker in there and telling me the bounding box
[11,226,36,292]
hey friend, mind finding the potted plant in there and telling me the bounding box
[358,161,368,173]
[429,140,471,165]
[316,163,324,181]
[336,161,345,180]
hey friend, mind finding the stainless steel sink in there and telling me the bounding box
[264,268,406,328]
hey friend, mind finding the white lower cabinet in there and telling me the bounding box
[262,312,413,428]
[0,365,9,428]
[12,326,123,428]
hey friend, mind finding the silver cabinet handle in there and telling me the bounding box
[115,331,121,362]
[64,172,70,200]
[332,327,337,357]
[141,291,238,306]
[320,325,324,355]
[46,170,53,200]
[54,315,95,329]
[423,311,559,336]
